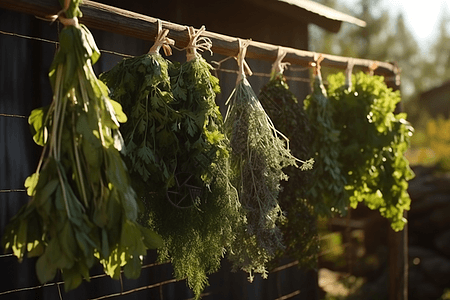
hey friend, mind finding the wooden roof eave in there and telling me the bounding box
[244,0,366,33]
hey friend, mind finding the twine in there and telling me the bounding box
[310,53,324,76]
[236,38,252,83]
[345,58,355,90]
[44,0,78,27]
[148,20,175,56]
[368,61,379,76]
[271,47,290,75]
[185,26,213,61]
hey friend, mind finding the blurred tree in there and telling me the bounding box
[309,0,424,122]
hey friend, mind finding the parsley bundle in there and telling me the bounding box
[259,64,318,269]
[327,72,414,231]
[99,28,178,188]
[225,42,312,280]
[2,0,161,291]
[304,62,348,215]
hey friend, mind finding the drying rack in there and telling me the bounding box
[0,1,407,299]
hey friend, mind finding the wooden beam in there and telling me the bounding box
[0,0,398,77]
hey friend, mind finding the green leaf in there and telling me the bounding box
[24,173,39,197]
[35,179,58,207]
[28,106,49,146]
[141,226,163,249]
[36,254,57,283]
[109,99,127,123]
[123,255,141,279]
[62,266,83,292]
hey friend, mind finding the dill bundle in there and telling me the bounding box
[225,41,312,280]
[259,54,318,269]
[159,27,241,298]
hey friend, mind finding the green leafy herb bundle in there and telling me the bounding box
[99,44,178,189]
[163,38,240,297]
[102,26,240,298]
[259,70,318,269]
[304,67,348,215]
[327,72,414,231]
[2,0,161,291]
[224,42,312,280]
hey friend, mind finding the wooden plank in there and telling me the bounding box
[0,0,399,77]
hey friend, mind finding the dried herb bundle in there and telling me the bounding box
[259,71,318,269]
[2,0,161,291]
[225,43,312,280]
[102,27,240,298]
[162,49,240,298]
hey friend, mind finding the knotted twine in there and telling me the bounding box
[148,20,175,56]
[345,58,355,91]
[236,39,253,83]
[46,0,79,27]
[271,48,290,75]
[185,26,213,62]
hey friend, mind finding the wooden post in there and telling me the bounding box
[388,219,408,300]
[387,70,407,300]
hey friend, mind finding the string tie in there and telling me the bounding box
[185,26,213,61]
[271,47,290,75]
[148,20,175,56]
[310,53,324,76]
[236,38,252,83]
[45,0,78,27]
[345,58,355,90]
[368,61,379,76]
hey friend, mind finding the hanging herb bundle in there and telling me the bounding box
[159,27,241,298]
[326,71,414,231]
[102,26,240,298]
[99,26,179,195]
[225,41,313,280]
[304,57,348,215]
[258,51,318,269]
[2,0,161,291]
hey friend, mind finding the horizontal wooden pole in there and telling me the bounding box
[0,0,399,77]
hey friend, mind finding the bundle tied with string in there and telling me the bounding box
[304,54,348,215]
[108,25,241,299]
[2,0,163,292]
[258,48,318,269]
[326,70,414,231]
[99,19,179,202]
[224,40,313,281]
